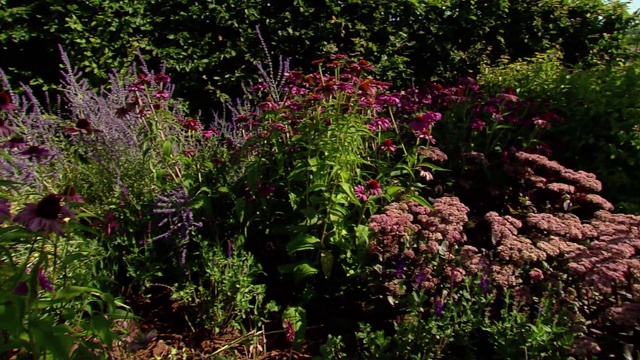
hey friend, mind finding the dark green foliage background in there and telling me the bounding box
[0,0,635,114]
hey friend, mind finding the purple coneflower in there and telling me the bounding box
[179,117,203,132]
[19,145,51,161]
[60,185,84,203]
[152,90,170,101]
[366,117,392,132]
[0,91,18,113]
[63,118,102,135]
[13,194,74,235]
[154,73,171,85]
[354,185,368,201]
[379,138,396,152]
[1,135,27,150]
[366,179,382,196]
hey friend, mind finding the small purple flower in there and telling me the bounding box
[480,278,490,294]
[416,269,425,288]
[37,269,53,292]
[396,255,405,279]
[434,298,445,316]
[354,185,368,201]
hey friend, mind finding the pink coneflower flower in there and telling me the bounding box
[19,145,51,161]
[60,185,84,203]
[497,87,519,102]
[0,91,18,113]
[154,73,171,85]
[0,199,11,224]
[0,118,14,137]
[380,138,396,152]
[152,90,170,101]
[202,128,220,139]
[366,117,392,132]
[354,185,368,201]
[13,194,74,235]
[1,135,27,150]
[415,128,436,143]
[533,117,551,129]
[63,118,102,135]
[418,168,433,181]
[183,147,196,157]
[409,111,441,132]
[366,179,382,196]
[179,117,203,132]
[470,119,486,131]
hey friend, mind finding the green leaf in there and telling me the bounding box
[55,286,100,300]
[293,263,318,283]
[286,235,320,254]
[162,140,173,158]
[384,186,404,197]
[320,250,333,278]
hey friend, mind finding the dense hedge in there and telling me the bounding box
[0,0,636,114]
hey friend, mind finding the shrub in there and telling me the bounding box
[479,52,640,213]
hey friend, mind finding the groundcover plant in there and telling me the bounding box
[0,49,638,359]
